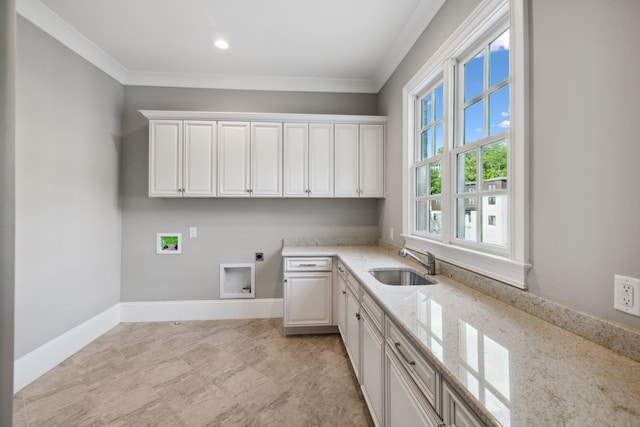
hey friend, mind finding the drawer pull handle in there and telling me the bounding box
[298,263,318,267]
[395,342,416,366]
[356,313,361,320]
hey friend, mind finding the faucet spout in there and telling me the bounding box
[398,247,436,275]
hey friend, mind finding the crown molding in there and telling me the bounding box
[17,0,442,94]
[17,0,128,83]
[125,71,378,94]
[372,0,446,91]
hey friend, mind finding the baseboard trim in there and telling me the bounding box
[14,304,120,392]
[120,298,284,322]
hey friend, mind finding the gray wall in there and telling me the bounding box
[1,0,15,422]
[15,18,124,358]
[378,0,640,329]
[121,87,379,301]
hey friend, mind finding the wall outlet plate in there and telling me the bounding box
[614,274,640,317]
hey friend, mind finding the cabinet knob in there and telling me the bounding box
[342,290,346,295]
[355,313,361,320]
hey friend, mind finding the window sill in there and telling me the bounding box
[402,234,531,289]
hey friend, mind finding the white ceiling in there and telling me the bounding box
[18,0,446,93]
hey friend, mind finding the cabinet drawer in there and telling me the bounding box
[346,271,360,296]
[362,291,384,333]
[387,320,438,407]
[284,257,332,272]
[442,381,485,427]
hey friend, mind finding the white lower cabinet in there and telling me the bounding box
[345,283,361,381]
[386,348,442,427]
[336,263,348,340]
[361,308,384,427]
[442,381,485,427]
[283,257,333,332]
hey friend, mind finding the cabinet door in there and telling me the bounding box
[251,122,282,197]
[283,123,309,197]
[334,123,359,197]
[184,121,216,197]
[284,272,332,327]
[336,274,347,340]
[308,123,334,197]
[345,285,361,381]
[149,120,182,197]
[442,382,485,427]
[359,124,384,197]
[361,310,384,427]
[218,122,251,197]
[386,350,442,427]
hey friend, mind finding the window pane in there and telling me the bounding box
[416,201,427,232]
[416,165,427,197]
[489,29,510,87]
[457,198,477,241]
[434,123,444,155]
[457,151,477,193]
[489,84,510,135]
[429,199,442,235]
[429,162,441,195]
[420,130,432,160]
[482,195,507,246]
[434,84,444,120]
[464,51,484,102]
[482,141,508,187]
[422,93,433,127]
[464,100,484,144]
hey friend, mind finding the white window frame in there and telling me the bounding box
[402,0,531,289]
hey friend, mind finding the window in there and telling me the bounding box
[403,0,530,288]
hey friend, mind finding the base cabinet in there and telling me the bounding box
[386,349,442,427]
[284,272,332,327]
[361,309,385,427]
[345,284,361,381]
[442,382,485,427]
[336,265,347,340]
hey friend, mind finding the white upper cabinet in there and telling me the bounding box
[251,122,283,197]
[149,120,216,197]
[183,121,217,196]
[335,124,384,198]
[359,124,385,197]
[284,123,334,198]
[143,111,384,199]
[218,121,251,197]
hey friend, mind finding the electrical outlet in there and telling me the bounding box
[189,227,197,238]
[614,275,640,317]
[390,227,394,240]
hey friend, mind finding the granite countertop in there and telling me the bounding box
[282,245,640,427]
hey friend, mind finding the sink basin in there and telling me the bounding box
[369,268,437,286]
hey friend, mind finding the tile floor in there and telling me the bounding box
[13,318,372,426]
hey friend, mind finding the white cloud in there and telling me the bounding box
[501,111,509,117]
[498,120,510,128]
[490,30,510,52]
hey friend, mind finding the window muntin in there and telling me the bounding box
[454,27,510,251]
[413,82,445,237]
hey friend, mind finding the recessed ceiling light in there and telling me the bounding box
[214,39,229,50]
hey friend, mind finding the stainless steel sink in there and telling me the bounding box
[369,268,437,286]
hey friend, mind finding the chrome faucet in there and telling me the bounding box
[398,247,436,275]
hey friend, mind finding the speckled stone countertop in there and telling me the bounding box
[282,245,640,427]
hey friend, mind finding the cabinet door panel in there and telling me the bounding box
[308,123,334,197]
[359,124,384,197]
[442,382,485,427]
[336,274,347,340]
[283,123,308,197]
[218,122,251,197]
[284,272,332,326]
[334,124,359,197]
[149,120,182,197]
[252,122,283,197]
[386,350,441,427]
[184,121,216,197]
[345,286,361,381]
[362,312,384,426]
